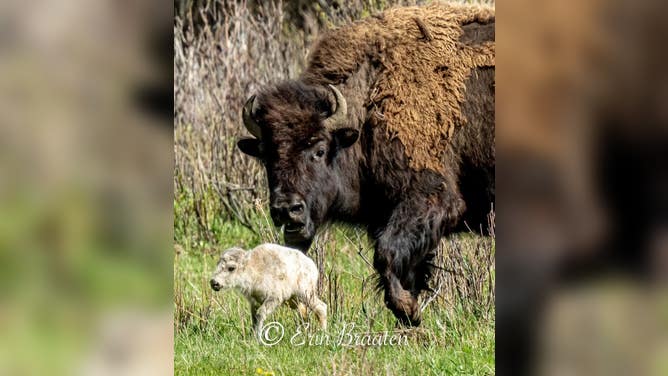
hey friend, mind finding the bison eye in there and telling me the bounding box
[227,266,236,272]
[314,149,325,159]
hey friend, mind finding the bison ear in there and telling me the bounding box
[333,128,359,149]
[237,138,263,158]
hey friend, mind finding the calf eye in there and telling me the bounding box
[227,266,236,272]
[314,149,325,159]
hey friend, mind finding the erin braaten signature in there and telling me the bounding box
[259,322,409,347]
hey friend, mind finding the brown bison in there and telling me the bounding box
[237,3,495,325]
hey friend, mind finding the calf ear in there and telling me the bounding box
[333,128,359,149]
[237,138,263,158]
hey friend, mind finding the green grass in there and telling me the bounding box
[174,214,495,375]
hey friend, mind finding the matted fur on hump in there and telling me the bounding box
[302,3,495,172]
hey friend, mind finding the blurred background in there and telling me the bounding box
[497,0,667,374]
[0,0,173,374]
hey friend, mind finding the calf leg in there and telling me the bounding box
[306,296,327,330]
[253,298,281,338]
[250,300,260,330]
[287,298,308,321]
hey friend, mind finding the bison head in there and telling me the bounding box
[237,82,359,251]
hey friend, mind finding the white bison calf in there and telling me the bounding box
[210,243,327,336]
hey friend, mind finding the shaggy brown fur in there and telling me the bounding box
[237,2,494,326]
[302,3,495,172]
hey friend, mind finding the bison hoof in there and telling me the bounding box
[396,307,421,327]
[386,290,421,326]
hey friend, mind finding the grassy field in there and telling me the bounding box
[174,198,495,375]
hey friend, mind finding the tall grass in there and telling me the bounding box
[174,215,495,375]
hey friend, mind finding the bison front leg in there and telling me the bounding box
[373,254,421,326]
[373,193,464,326]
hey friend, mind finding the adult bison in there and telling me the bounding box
[237,3,495,325]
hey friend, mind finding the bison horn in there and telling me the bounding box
[323,84,348,130]
[242,95,262,139]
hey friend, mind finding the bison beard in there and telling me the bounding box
[236,3,494,325]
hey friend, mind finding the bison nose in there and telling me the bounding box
[210,279,221,291]
[270,195,306,225]
[289,201,304,216]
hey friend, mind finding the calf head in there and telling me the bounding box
[210,247,249,291]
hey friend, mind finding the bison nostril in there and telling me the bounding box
[290,203,304,214]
